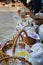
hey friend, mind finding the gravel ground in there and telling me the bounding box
[0,6,29,44]
[0,11,19,43]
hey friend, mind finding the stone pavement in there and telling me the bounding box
[0,3,29,43]
[0,11,19,43]
[0,6,17,12]
[0,2,20,43]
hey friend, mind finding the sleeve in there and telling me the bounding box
[29,43,43,65]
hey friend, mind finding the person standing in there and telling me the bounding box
[41,0,43,12]
[31,0,42,14]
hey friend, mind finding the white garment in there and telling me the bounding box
[25,44,31,52]
[29,43,43,65]
[39,24,43,41]
[17,24,40,40]
[25,26,40,40]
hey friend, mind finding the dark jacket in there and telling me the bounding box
[31,0,42,13]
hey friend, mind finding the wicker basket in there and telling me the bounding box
[34,15,43,25]
[0,40,13,65]
[0,40,32,65]
[12,30,36,53]
[0,56,32,65]
[0,30,36,65]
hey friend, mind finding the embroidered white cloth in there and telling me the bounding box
[16,23,40,40]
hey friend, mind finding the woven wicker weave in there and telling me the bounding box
[0,40,32,65]
[12,30,36,53]
[0,30,36,65]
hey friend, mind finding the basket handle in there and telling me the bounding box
[12,29,28,54]
[0,56,32,65]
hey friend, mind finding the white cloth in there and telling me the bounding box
[6,49,12,56]
[29,43,43,65]
[39,24,43,41]
[26,29,40,40]
[16,15,40,40]
[25,44,31,52]
[16,23,40,40]
[25,26,40,40]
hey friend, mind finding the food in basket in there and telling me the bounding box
[14,42,30,60]
[1,41,31,65]
[0,39,32,65]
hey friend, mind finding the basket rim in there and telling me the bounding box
[0,56,32,65]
